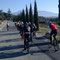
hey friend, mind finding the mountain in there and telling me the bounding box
[13,10,22,15]
[13,10,58,18]
[38,11,58,18]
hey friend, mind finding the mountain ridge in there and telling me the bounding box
[13,10,58,18]
[38,11,58,17]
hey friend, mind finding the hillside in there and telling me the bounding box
[13,10,58,18]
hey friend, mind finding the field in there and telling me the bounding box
[37,23,60,41]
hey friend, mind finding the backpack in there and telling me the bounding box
[26,25,30,32]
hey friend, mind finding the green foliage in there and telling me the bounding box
[13,15,18,22]
[29,4,34,24]
[12,13,22,22]
[22,9,26,23]
[59,0,60,25]
[0,10,5,21]
[7,9,12,20]
[26,6,29,22]
[34,0,39,30]
[13,14,21,22]
[3,12,8,19]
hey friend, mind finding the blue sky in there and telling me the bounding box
[0,0,58,13]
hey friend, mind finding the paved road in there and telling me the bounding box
[0,21,60,60]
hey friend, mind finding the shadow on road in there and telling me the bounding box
[0,36,59,60]
[0,43,49,59]
[0,36,50,59]
[0,32,19,36]
[35,36,47,40]
[0,50,27,59]
[0,42,49,51]
[0,38,22,43]
[33,36,60,60]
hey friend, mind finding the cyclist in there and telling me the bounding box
[33,23,37,38]
[19,22,24,38]
[49,22,58,44]
[28,22,33,42]
[6,22,9,31]
[23,23,30,53]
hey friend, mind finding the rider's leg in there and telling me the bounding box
[24,40,26,50]
[26,35,29,47]
[53,30,58,51]
[50,31,53,44]
[26,35,29,53]
[24,34,26,50]
[30,33,33,42]
[53,30,57,40]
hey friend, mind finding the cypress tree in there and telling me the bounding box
[29,3,34,24]
[22,9,26,23]
[34,0,39,30]
[7,9,11,20]
[59,0,60,25]
[26,5,29,22]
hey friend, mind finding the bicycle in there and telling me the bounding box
[45,32,59,52]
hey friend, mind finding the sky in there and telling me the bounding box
[0,0,59,13]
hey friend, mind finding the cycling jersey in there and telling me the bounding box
[49,24,58,30]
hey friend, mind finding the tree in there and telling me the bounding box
[13,15,18,22]
[34,0,39,30]
[59,0,60,25]
[26,5,29,22]
[7,9,12,20]
[0,10,5,21]
[0,10,3,20]
[3,12,8,20]
[29,4,34,24]
[22,9,26,23]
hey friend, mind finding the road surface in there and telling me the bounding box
[0,21,60,60]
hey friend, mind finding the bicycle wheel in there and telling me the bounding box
[53,39,59,52]
[48,39,51,49]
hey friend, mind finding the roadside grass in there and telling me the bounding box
[37,24,60,41]
[37,24,48,35]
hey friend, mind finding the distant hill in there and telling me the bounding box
[38,11,58,18]
[13,10,22,15]
[13,10,58,18]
